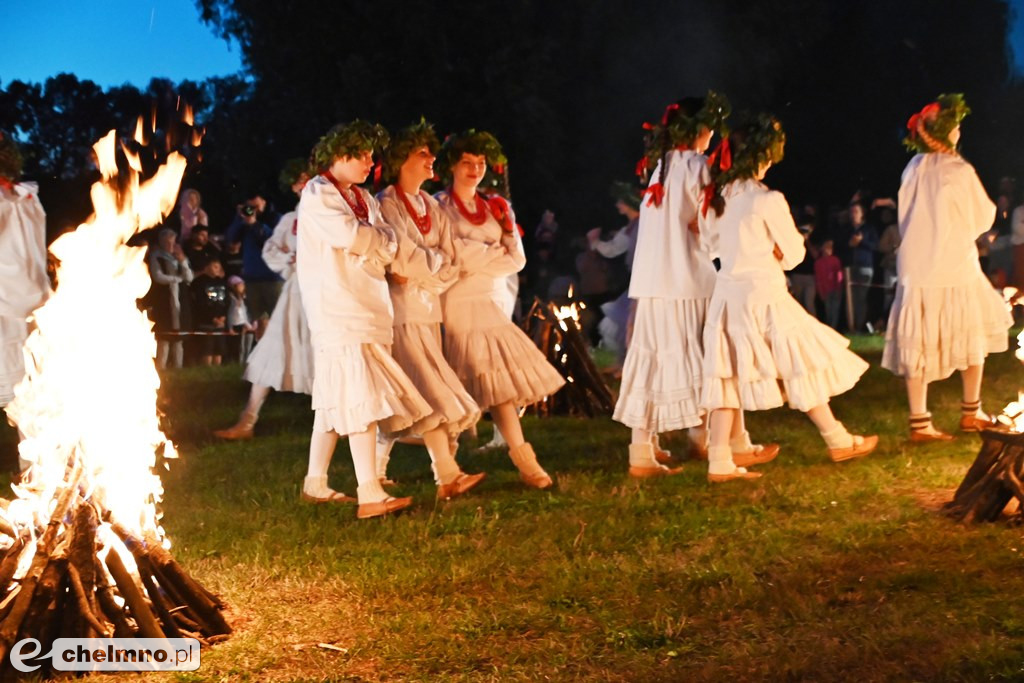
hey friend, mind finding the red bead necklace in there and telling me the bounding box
[450,188,489,225]
[397,188,432,235]
[322,170,369,222]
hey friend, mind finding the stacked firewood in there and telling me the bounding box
[946,429,1024,523]
[0,461,230,676]
[521,299,616,418]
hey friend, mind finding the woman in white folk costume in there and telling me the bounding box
[613,94,777,479]
[699,115,878,481]
[882,94,1011,440]
[215,160,315,440]
[0,132,49,412]
[374,121,485,499]
[435,130,565,489]
[297,121,430,519]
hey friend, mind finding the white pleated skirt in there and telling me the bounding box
[701,289,868,412]
[613,297,707,432]
[243,277,314,394]
[311,342,431,437]
[882,276,1011,383]
[443,298,565,410]
[392,322,480,437]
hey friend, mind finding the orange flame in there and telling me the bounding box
[5,130,186,547]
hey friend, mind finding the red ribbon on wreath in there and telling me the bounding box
[906,102,941,138]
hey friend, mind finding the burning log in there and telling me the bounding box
[945,429,1024,523]
[521,299,616,418]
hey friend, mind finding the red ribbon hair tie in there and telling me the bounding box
[0,177,13,192]
[707,138,732,171]
[661,103,680,126]
[643,183,665,208]
[635,156,648,178]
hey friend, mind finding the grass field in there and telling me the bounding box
[9,334,1024,682]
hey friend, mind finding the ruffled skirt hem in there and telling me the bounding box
[700,291,868,412]
[612,297,707,432]
[444,300,565,410]
[311,343,430,436]
[882,279,1011,383]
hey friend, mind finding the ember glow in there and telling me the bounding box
[997,288,1024,430]
[4,130,186,548]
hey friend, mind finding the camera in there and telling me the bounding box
[241,204,257,217]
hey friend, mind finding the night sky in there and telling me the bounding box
[0,1,1021,87]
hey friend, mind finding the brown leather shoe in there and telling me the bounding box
[707,469,763,483]
[959,413,997,433]
[437,472,487,500]
[829,434,879,462]
[213,424,254,440]
[909,429,955,443]
[653,446,674,465]
[357,496,414,519]
[300,490,356,504]
[733,443,780,468]
[628,464,684,478]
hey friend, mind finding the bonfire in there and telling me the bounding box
[0,120,230,674]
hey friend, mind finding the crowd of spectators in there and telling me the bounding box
[141,189,282,369]
[146,176,1021,372]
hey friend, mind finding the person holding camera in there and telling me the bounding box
[225,195,283,340]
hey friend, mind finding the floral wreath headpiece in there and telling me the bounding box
[903,93,970,154]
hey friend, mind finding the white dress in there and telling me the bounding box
[882,153,1011,382]
[296,176,429,436]
[0,182,49,407]
[436,191,565,410]
[700,179,868,412]
[613,150,716,432]
[243,211,315,393]
[378,186,480,437]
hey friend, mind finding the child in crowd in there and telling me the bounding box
[700,114,878,481]
[815,239,843,330]
[190,259,229,366]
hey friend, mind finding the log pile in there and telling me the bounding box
[521,299,615,418]
[945,429,1024,523]
[0,459,230,677]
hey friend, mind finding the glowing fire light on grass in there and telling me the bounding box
[3,129,186,560]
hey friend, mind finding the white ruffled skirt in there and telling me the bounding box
[0,316,27,407]
[311,342,430,437]
[882,276,1011,383]
[392,322,480,436]
[443,298,565,410]
[701,288,868,412]
[613,297,706,432]
[243,277,314,394]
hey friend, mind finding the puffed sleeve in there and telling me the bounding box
[262,213,296,277]
[299,182,395,265]
[954,159,997,237]
[762,190,805,270]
